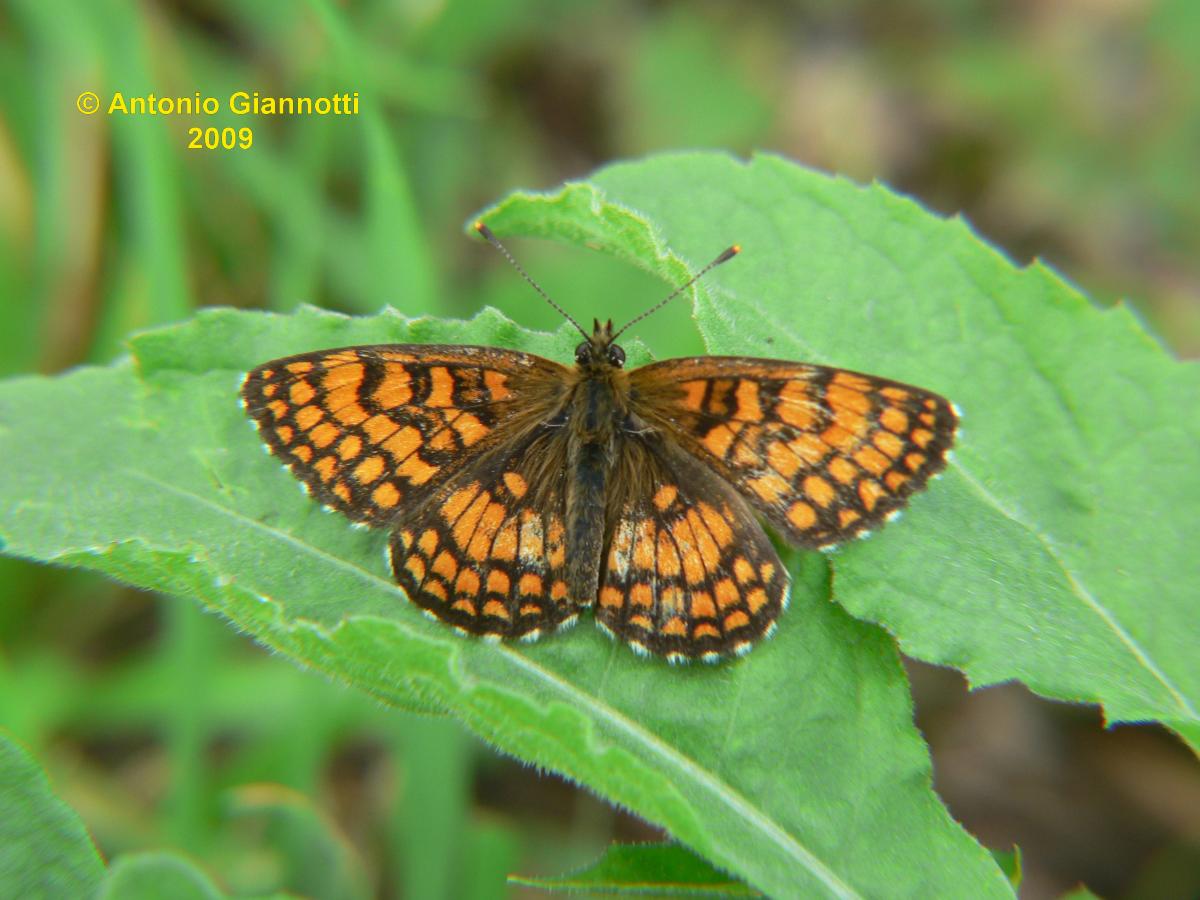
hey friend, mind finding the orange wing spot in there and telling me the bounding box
[663,617,687,637]
[441,484,481,526]
[310,422,339,449]
[285,361,313,375]
[803,474,836,508]
[715,577,741,610]
[289,381,315,405]
[678,544,706,586]
[724,610,750,630]
[660,585,684,612]
[854,445,890,476]
[905,452,927,472]
[418,529,439,557]
[828,383,870,415]
[314,456,337,482]
[759,562,776,583]
[698,503,733,548]
[333,482,351,503]
[734,379,763,422]
[291,444,313,463]
[685,510,721,567]
[451,598,477,616]
[880,407,908,433]
[600,586,623,609]
[694,623,721,639]
[519,603,542,617]
[337,434,363,460]
[268,399,288,420]
[397,529,414,549]
[428,428,455,452]
[678,380,707,412]
[487,569,510,595]
[492,520,518,561]
[274,425,294,444]
[924,398,938,410]
[451,413,488,447]
[352,455,384,485]
[631,520,656,570]
[405,555,426,582]
[821,423,857,452]
[261,383,277,398]
[766,440,801,478]
[518,512,545,563]
[748,472,790,505]
[426,367,454,407]
[333,401,368,426]
[858,479,885,512]
[629,614,653,632]
[322,362,364,391]
[432,550,458,581]
[519,573,543,596]
[788,433,828,465]
[396,453,438,485]
[630,583,653,608]
[546,520,566,568]
[484,370,511,401]
[260,369,276,381]
[880,387,910,402]
[382,425,422,462]
[655,530,682,577]
[653,484,678,510]
[454,568,481,598]
[482,599,509,620]
[701,423,740,459]
[372,482,400,509]
[919,412,936,427]
[503,472,528,498]
[550,580,568,601]
[462,500,502,559]
[373,366,413,408]
[839,509,861,528]
[746,588,769,614]
[690,592,717,619]
[787,501,817,530]
[778,380,817,428]
[828,456,858,484]
[424,580,448,601]
[873,430,903,459]
[911,428,934,449]
[885,471,909,492]
[732,558,755,585]
[362,414,399,444]
[325,383,361,415]
[832,371,873,392]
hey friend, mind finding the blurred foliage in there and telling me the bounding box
[0,0,1197,898]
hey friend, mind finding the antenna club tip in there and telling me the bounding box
[731,244,742,255]
[473,220,487,234]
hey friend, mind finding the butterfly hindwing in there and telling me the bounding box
[629,357,958,548]
[596,437,788,661]
[241,345,568,525]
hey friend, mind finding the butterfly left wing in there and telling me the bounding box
[240,344,568,526]
[629,357,958,548]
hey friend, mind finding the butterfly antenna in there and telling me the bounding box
[611,244,740,340]
[475,222,589,340]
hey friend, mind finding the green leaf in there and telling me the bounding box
[479,153,1200,752]
[0,300,1008,896]
[99,852,225,900]
[509,842,761,896]
[0,730,106,899]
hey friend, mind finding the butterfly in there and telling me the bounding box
[240,222,958,663]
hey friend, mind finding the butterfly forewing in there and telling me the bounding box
[630,357,958,548]
[240,345,567,526]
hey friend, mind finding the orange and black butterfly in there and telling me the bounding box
[241,223,957,662]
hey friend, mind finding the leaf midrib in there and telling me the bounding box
[124,469,861,899]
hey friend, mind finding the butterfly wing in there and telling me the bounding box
[596,436,787,661]
[240,345,568,526]
[629,357,957,548]
[388,423,581,639]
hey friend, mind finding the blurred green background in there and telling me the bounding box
[1,1,1198,897]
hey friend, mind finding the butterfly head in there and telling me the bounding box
[575,318,626,371]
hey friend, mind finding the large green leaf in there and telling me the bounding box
[478,153,1200,751]
[0,731,106,899]
[0,302,1006,897]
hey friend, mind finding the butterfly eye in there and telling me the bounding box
[607,344,626,367]
[574,342,591,364]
